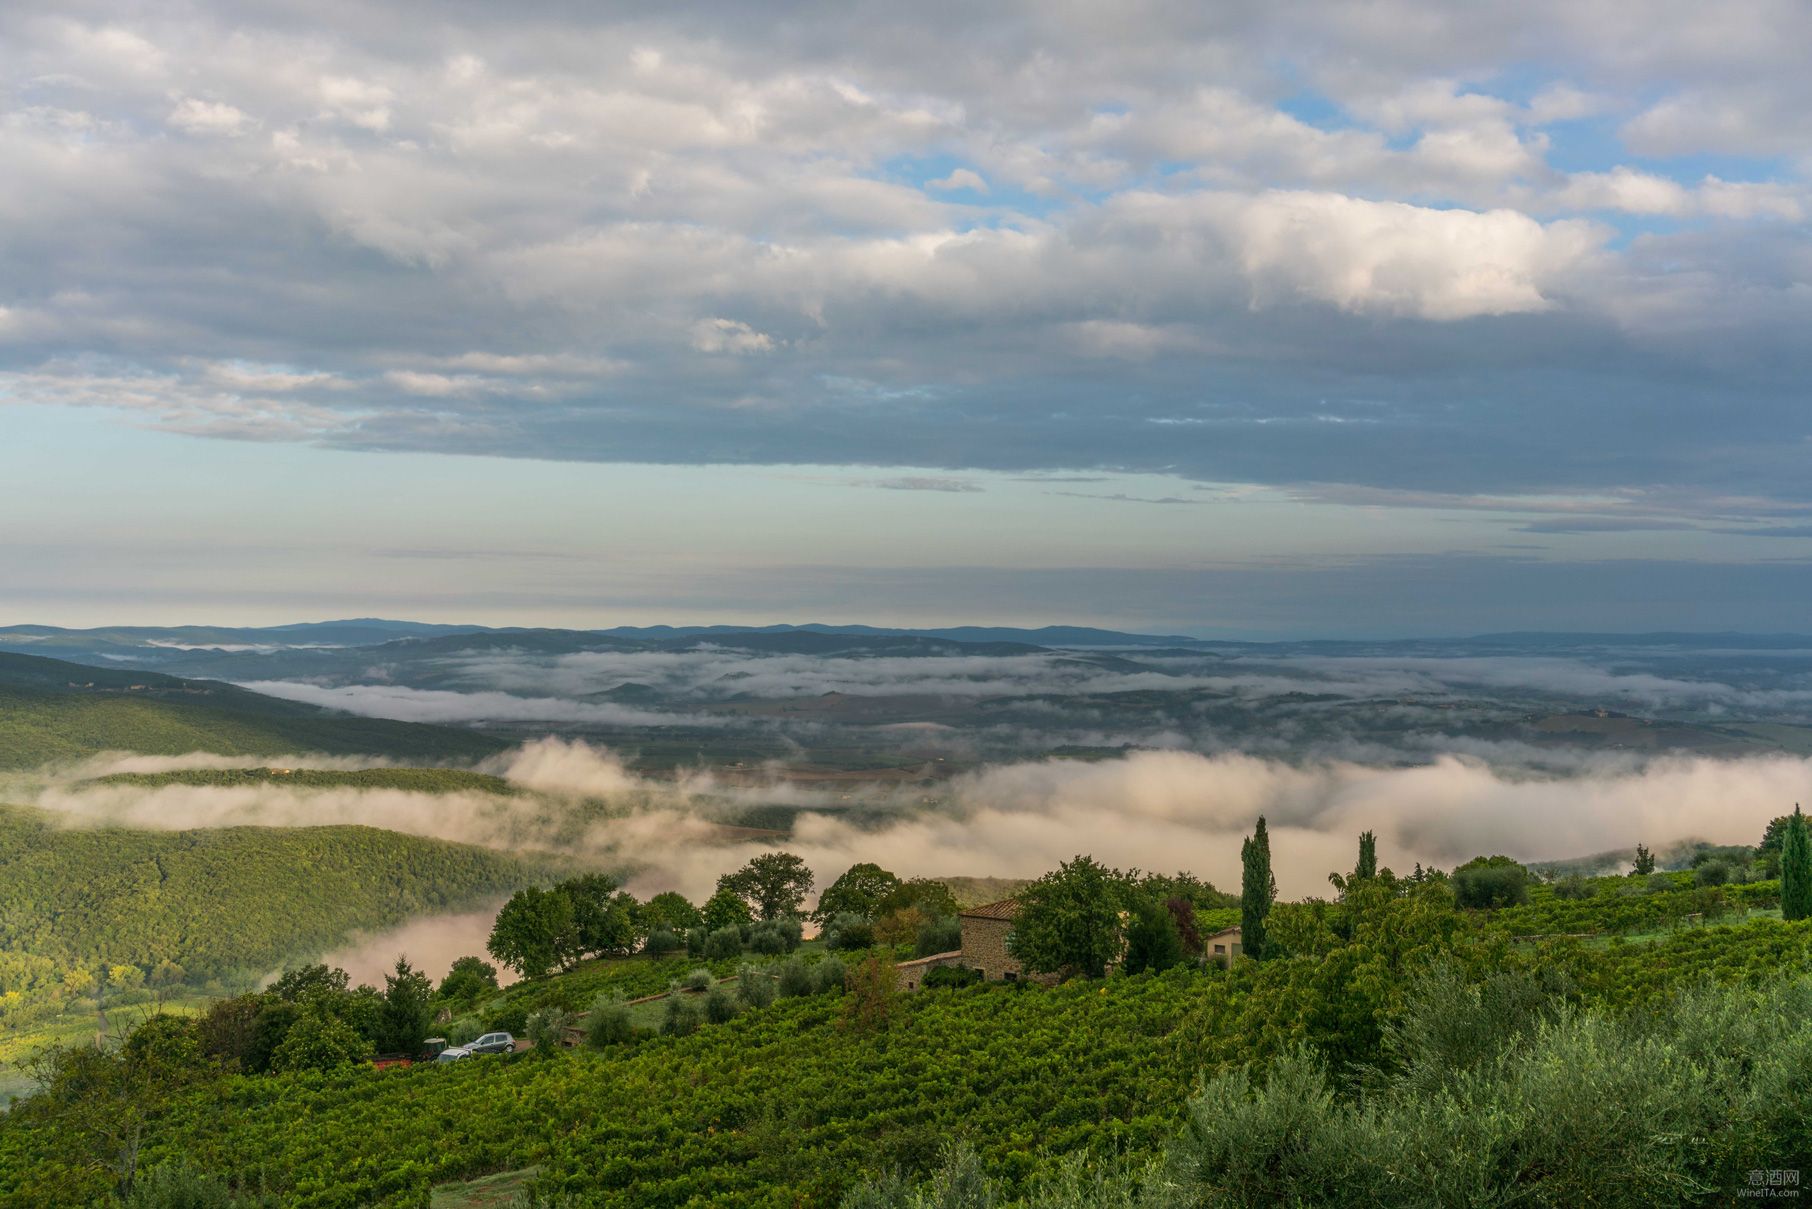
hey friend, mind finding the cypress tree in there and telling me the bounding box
[1240,816,1275,960]
[1355,830,1378,881]
[1783,807,1812,922]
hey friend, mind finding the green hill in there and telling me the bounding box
[0,652,506,769]
[0,804,538,1024]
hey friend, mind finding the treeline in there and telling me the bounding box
[0,806,537,1023]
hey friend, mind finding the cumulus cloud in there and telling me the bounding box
[0,1,1807,507]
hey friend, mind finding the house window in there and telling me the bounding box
[1213,944,1225,953]
[1004,971,1018,982]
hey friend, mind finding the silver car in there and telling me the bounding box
[436,1031,514,1061]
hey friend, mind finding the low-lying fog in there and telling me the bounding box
[10,739,1802,904]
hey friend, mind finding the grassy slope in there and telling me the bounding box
[0,652,506,769]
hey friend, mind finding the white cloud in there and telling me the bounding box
[927,167,988,192]
[167,97,252,136]
[690,317,776,354]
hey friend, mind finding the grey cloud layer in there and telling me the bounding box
[1,3,1809,503]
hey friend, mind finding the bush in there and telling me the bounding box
[685,927,709,957]
[447,1017,483,1046]
[487,1005,529,1035]
[922,964,983,989]
[661,995,702,1037]
[704,925,743,960]
[704,986,740,1024]
[748,923,789,955]
[737,964,776,1009]
[814,956,847,994]
[1453,862,1530,909]
[525,1007,574,1054]
[1553,874,1592,900]
[915,915,963,957]
[679,968,714,993]
[643,927,682,957]
[1696,860,1730,887]
[823,912,875,951]
[124,1159,277,1208]
[777,957,815,998]
[269,1008,372,1074]
[585,999,634,1048]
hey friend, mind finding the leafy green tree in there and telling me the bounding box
[1782,806,1812,922]
[561,874,639,957]
[1329,830,1381,898]
[1241,817,1275,960]
[879,876,961,920]
[1631,843,1656,876]
[638,891,702,933]
[1122,895,1184,975]
[437,955,498,1003]
[1453,856,1531,909]
[376,958,433,1055]
[270,964,349,1002]
[704,925,743,960]
[718,852,815,920]
[1007,855,1128,979]
[488,886,581,980]
[269,1007,371,1073]
[701,885,754,932]
[814,862,903,923]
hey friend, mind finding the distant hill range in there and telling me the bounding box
[0,651,506,769]
[7,619,1812,682]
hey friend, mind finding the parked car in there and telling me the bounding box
[435,1031,514,1061]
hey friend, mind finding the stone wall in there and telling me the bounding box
[959,915,1023,981]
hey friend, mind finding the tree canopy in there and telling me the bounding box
[1006,855,1129,979]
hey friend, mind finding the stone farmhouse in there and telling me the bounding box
[895,898,1052,989]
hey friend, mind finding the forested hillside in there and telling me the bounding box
[0,806,537,1026]
[0,653,505,769]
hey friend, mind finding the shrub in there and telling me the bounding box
[643,927,682,957]
[447,1017,483,1046]
[1695,860,1730,887]
[823,911,875,951]
[915,915,963,957]
[922,964,982,990]
[748,923,789,955]
[124,1159,276,1208]
[525,1007,575,1055]
[585,999,635,1048]
[1453,861,1530,909]
[685,927,709,957]
[661,995,702,1037]
[1553,874,1591,900]
[777,957,815,998]
[704,986,740,1024]
[487,1005,529,1035]
[737,964,776,1009]
[814,956,847,994]
[704,925,743,960]
[679,968,714,993]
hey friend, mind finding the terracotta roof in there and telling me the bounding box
[958,897,1020,921]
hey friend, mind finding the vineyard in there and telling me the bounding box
[3,870,1809,1208]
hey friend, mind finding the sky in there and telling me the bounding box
[2,1,1810,635]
